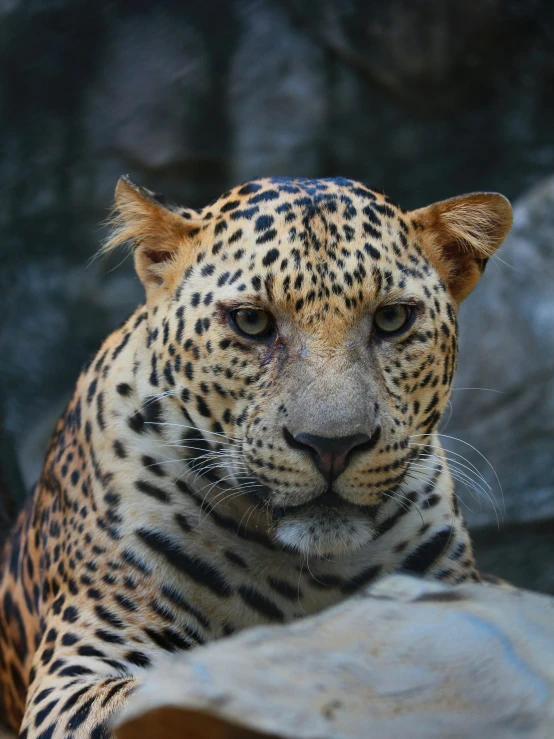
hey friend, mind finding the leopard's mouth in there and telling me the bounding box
[267,488,381,556]
[270,489,378,521]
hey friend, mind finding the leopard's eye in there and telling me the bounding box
[374,305,413,336]
[230,309,274,338]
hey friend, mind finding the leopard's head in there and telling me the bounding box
[107,176,512,555]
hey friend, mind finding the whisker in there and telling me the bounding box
[410,443,489,485]
[390,489,425,526]
[408,462,493,508]
[451,387,504,394]
[408,454,495,503]
[193,491,248,530]
[411,432,504,512]
[144,421,242,444]
[405,469,480,516]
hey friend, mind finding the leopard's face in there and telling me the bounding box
[112,176,512,556]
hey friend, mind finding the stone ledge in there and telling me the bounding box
[115,574,554,738]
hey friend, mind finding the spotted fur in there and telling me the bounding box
[0,176,512,737]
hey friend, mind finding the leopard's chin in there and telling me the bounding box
[272,504,377,557]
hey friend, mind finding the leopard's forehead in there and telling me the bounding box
[174,177,433,324]
[199,177,408,241]
[210,176,401,210]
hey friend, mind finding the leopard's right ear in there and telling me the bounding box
[103,176,202,290]
[409,192,513,303]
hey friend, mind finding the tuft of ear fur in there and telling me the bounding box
[410,192,513,303]
[103,176,202,289]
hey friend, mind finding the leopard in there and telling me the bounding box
[0,175,512,738]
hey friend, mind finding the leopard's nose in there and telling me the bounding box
[283,428,380,484]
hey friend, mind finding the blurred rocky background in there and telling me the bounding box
[0,0,553,591]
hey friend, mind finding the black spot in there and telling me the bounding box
[41,648,54,665]
[77,645,106,658]
[122,548,151,574]
[35,699,58,728]
[257,228,277,245]
[95,629,125,645]
[134,479,170,504]
[137,529,232,597]
[238,586,284,622]
[229,228,242,244]
[255,215,274,232]
[221,199,240,212]
[141,455,166,477]
[86,379,98,404]
[374,492,417,539]
[94,604,124,629]
[262,248,280,266]
[341,565,382,594]
[128,411,145,434]
[225,550,248,569]
[143,397,163,432]
[217,273,231,289]
[238,182,262,195]
[112,331,131,360]
[249,189,279,204]
[34,688,55,705]
[196,395,211,418]
[144,627,195,652]
[363,222,381,240]
[58,664,93,677]
[66,696,95,730]
[125,650,151,668]
[160,583,210,629]
[175,512,192,533]
[99,679,131,709]
[364,243,381,260]
[401,527,453,574]
[59,685,91,714]
[90,723,110,739]
[267,577,299,600]
[62,606,78,624]
[230,207,258,221]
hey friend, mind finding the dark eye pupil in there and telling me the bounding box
[245,311,258,324]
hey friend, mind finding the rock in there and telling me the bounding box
[283,1,549,113]
[228,0,325,182]
[282,0,554,204]
[472,520,554,596]
[114,575,554,739]
[0,258,143,492]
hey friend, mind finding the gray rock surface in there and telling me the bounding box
[114,575,554,739]
[472,520,554,595]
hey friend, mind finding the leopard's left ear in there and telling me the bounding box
[409,193,513,303]
[103,176,202,291]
